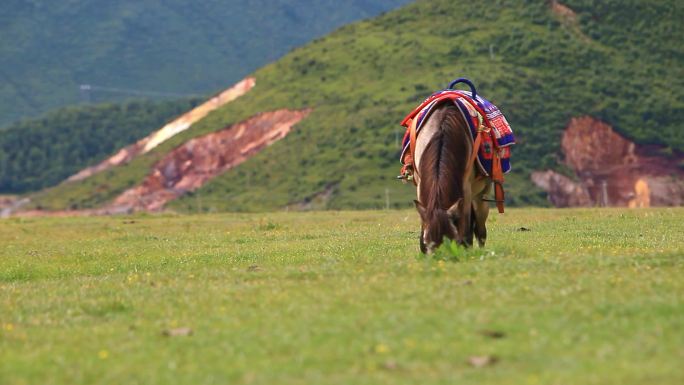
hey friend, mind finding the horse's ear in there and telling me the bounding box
[447,198,463,219]
[414,200,427,221]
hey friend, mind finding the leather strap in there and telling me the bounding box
[465,126,506,213]
[463,129,482,183]
[408,118,418,184]
[491,151,505,213]
[408,118,417,164]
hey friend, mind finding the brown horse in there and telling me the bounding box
[413,103,491,253]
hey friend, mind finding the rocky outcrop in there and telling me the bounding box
[532,116,684,207]
[530,171,591,207]
[67,77,256,182]
[549,0,577,23]
[0,196,30,218]
[549,0,590,42]
[105,109,312,213]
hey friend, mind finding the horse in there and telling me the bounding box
[412,103,491,253]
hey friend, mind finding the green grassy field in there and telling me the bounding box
[1,208,683,384]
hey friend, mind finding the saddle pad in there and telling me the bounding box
[400,90,515,176]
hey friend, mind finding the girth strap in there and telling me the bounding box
[464,129,483,183]
[491,151,505,213]
[464,127,505,213]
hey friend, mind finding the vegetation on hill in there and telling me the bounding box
[0,0,411,127]
[30,0,683,212]
[0,98,199,193]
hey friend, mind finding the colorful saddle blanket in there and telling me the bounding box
[400,90,515,176]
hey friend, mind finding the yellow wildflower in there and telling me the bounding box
[374,343,390,354]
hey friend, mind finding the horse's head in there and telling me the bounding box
[414,199,471,253]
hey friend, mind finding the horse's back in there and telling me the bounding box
[415,104,489,200]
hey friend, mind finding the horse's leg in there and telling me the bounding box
[472,179,490,247]
[474,198,489,247]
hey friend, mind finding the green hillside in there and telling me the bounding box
[0,0,411,127]
[0,98,199,193]
[31,0,683,212]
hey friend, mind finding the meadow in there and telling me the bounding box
[1,208,682,384]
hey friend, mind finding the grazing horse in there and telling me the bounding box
[412,103,491,253]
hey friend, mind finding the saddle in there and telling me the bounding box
[398,78,515,213]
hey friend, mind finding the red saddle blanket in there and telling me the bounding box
[400,90,515,176]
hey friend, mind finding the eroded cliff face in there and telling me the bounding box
[0,196,26,218]
[532,116,684,207]
[67,77,256,182]
[105,109,312,213]
[550,0,577,23]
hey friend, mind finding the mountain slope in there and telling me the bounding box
[0,98,199,193]
[30,0,683,212]
[0,0,411,127]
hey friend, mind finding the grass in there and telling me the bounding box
[1,208,683,384]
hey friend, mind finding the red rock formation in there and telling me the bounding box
[550,0,577,23]
[549,0,590,43]
[532,116,684,207]
[106,109,312,213]
[67,77,256,182]
[530,170,591,207]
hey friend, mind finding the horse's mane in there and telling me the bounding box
[418,104,470,238]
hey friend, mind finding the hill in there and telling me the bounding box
[0,0,411,126]
[0,98,199,193]
[29,0,684,212]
